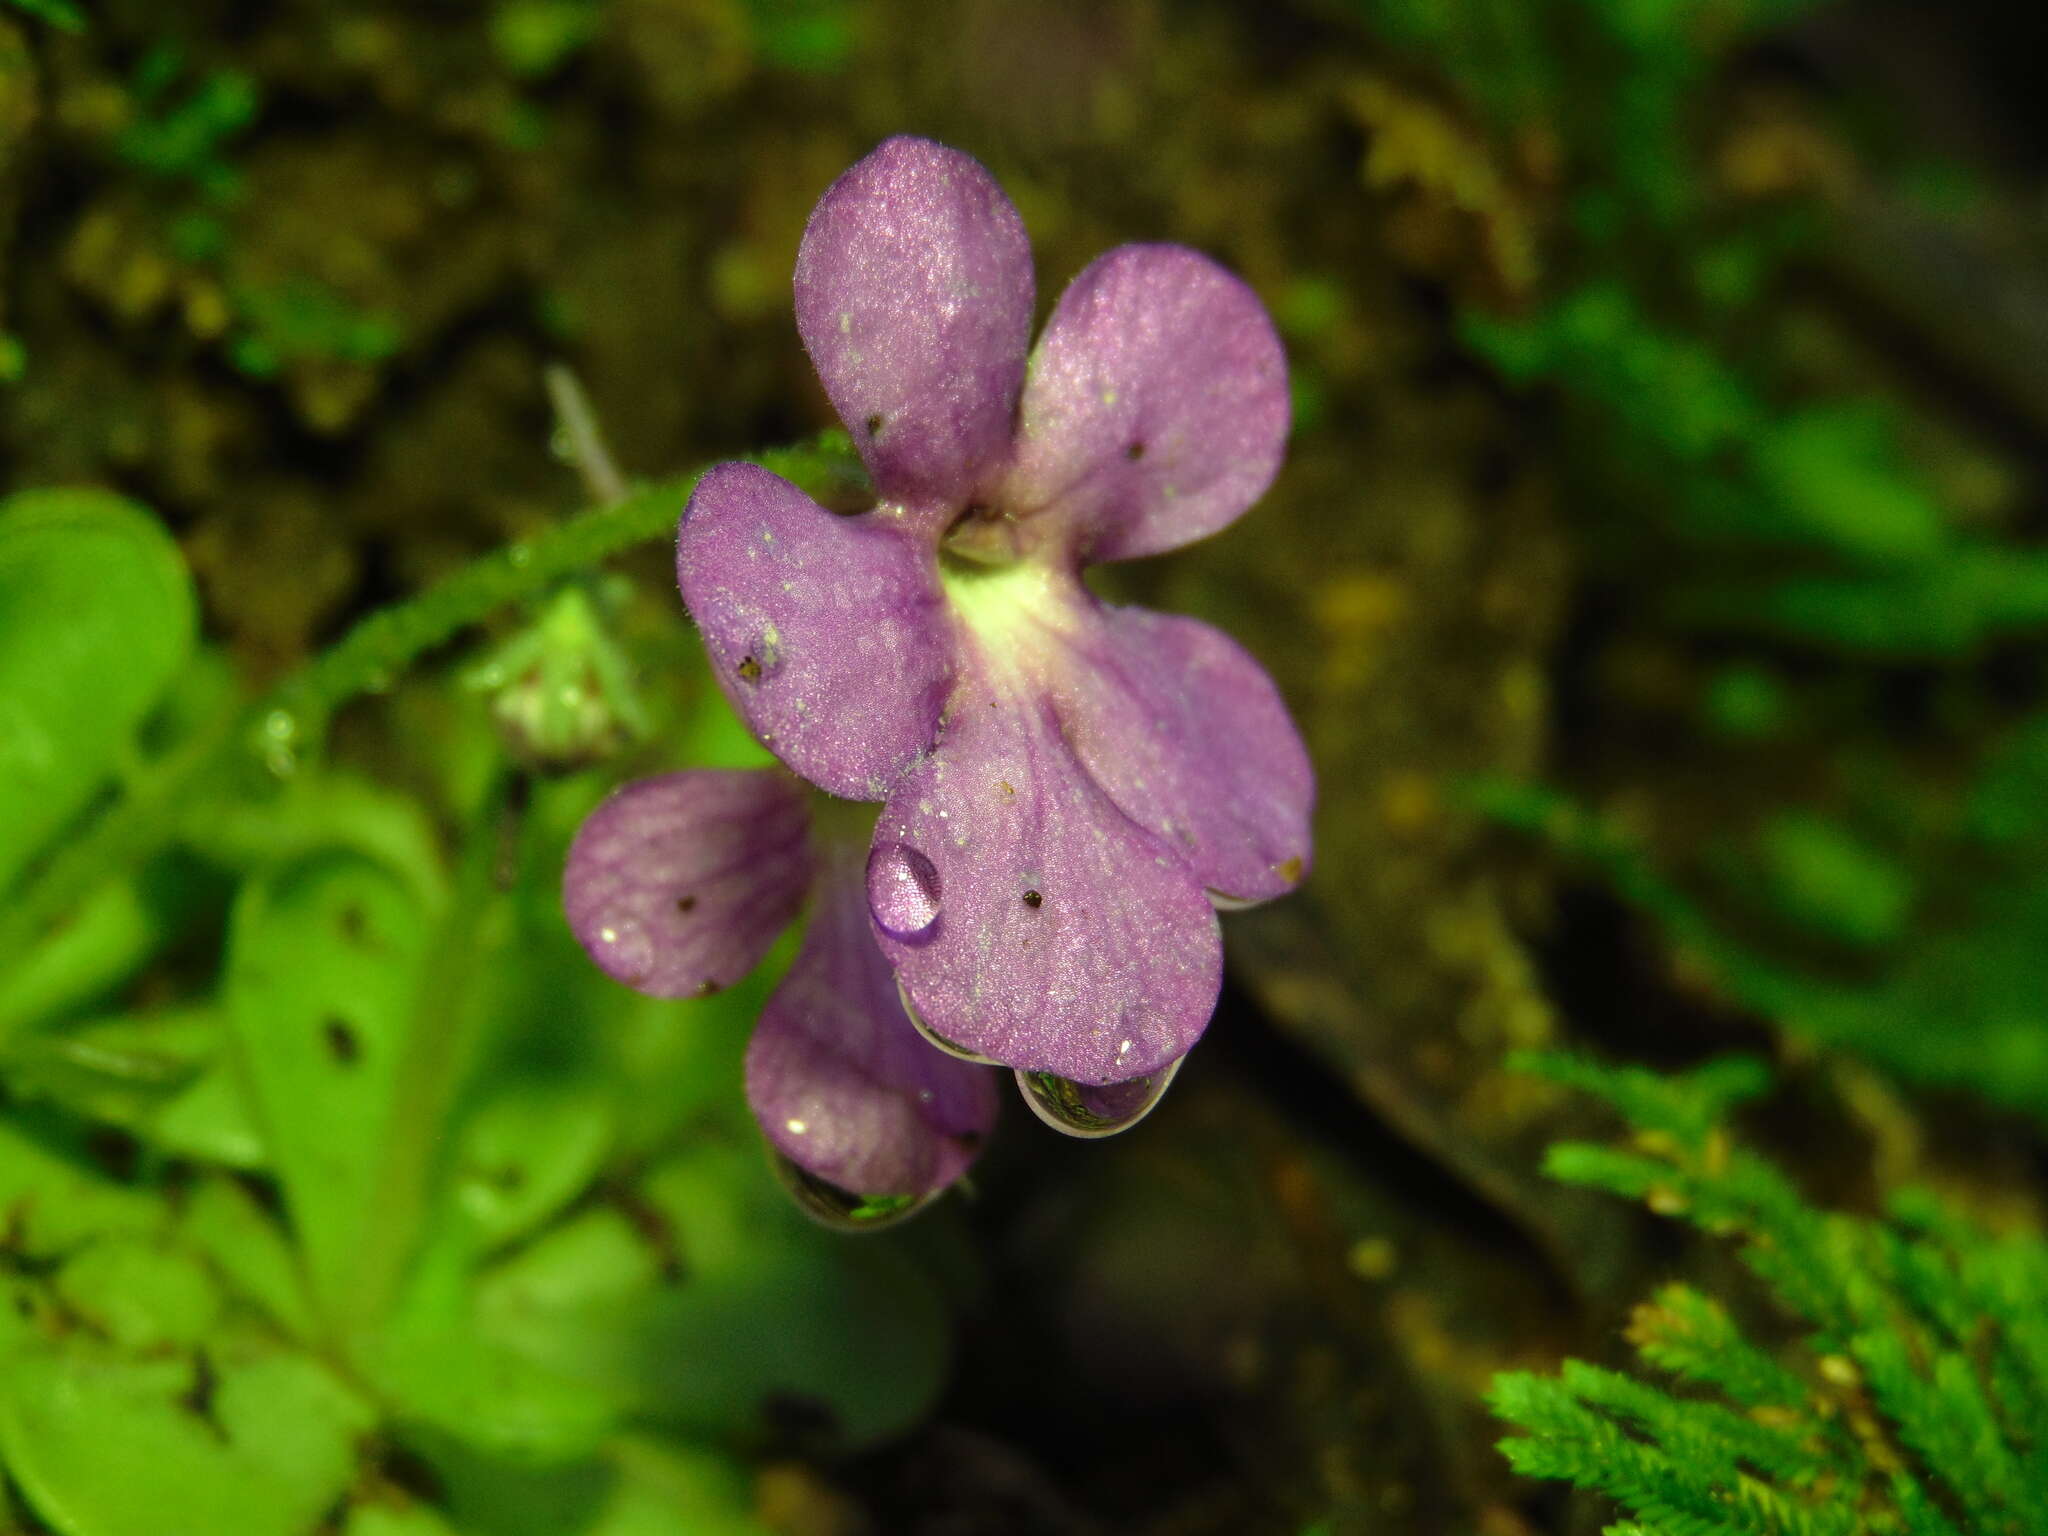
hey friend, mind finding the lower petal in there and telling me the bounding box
[677,462,953,801]
[746,852,997,1199]
[563,770,814,998]
[871,668,1223,1084]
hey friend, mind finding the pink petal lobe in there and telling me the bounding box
[677,462,952,801]
[1002,244,1288,562]
[871,663,1223,1085]
[563,770,814,998]
[795,136,1035,517]
[747,854,998,1198]
[1055,602,1313,905]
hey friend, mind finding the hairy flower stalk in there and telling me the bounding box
[679,137,1313,1116]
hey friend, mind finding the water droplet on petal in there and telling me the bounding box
[590,916,654,983]
[868,841,941,938]
[896,978,997,1065]
[1015,1056,1184,1139]
[772,1153,936,1231]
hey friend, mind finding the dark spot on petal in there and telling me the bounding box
[694,979,720,998]
[1276,855,1304,885]
[1125,440,1146,461]
[324,1016,361,1065]
[865,413,884,437]
[736,655,762,683]
[675,894,697,913]
[1022,889,1043,909]
[997,779,1014,799]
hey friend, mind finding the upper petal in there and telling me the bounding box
[1054,602,1314,905]
[563,769,814,998]
[747,852,998,1199]
[871,666,1223,1085]
[1002,244,1289,562]
[677,462,953,801]
[795,136,1035,517]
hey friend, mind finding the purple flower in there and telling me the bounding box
[564,768,998,1219]
[677,137,1313,1098]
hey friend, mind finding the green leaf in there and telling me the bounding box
[224,846,438,1327]
[0,1335,373,1536]
[192,773,448,913]
[0,1109,162,1256]
[0,874,172,1042]
[151,1054,268,1168]
[1751,814,1914,950]
[51,1237,223,1352]
[0,0,85,35]
[1,1001,218,1126]
[489,0,599,79]
[420,1433,768,1536]
[1750,407,1947,566]
[0,489,196,897]
[452,1079,615,1250]
[176,1175,317,1342]
[371,1221,619,1463]
[578,1438,768,1536]
[472,1143,952,1449]
[342,1505,460,1536]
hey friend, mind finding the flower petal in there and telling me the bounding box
[1057,603,1314,905]
[795,135,1035,516]
[563,769,814,998]
[747,854,998,1197]
[1003,244,1288,562]
[871,669,1223,1084]
[677,462,953,801]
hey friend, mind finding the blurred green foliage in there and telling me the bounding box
[1496,1052,2048,1534]
[490,0,604,79]
[1400,0,2048,1305]
[0,491,195,897]
[116,50,257,195]
[225,277,405,379]
[1477,776,2048,1123]
[0,460,953,1535]
[0,0,81,33]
